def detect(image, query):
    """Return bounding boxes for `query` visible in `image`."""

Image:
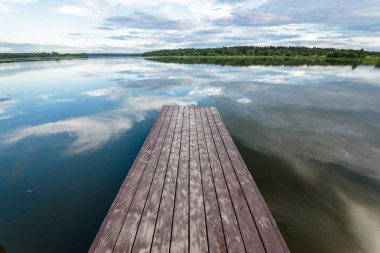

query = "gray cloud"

[216,0,380,29]
[3,0,380,52]
[0,96,11,103]
[94,25,115,30]
[191,28,224,35]
[213,10,291,27]
[108,34,136,40]
[97,0,379,51]
[104,12,190,30]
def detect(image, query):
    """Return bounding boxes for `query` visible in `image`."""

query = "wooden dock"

[90,105,289,253]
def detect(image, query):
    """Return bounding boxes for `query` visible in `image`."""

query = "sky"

[0,0,379,53]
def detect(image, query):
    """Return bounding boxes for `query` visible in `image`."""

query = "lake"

[1,58,380,253]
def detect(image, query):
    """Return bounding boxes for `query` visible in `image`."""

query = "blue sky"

[0,0,379,53]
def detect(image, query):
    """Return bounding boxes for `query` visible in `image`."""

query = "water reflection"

[2,114,133,156]
[0,95,15,121]
[145,56,380,69]
[1,89,195,156]
[0,58,379,253]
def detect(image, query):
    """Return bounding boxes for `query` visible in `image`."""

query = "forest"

[143,46,379,58]
[0,52,88,58]
[0,52,88,63]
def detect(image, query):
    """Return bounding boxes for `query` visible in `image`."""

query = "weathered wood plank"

[113,106,175,253]
[210,107,290,253]
[131,106,179,252]
[91,105,289,253]
[189,106,208,252]
[195,107,227,253]
[151,106,184,253]
[89,105,170,253]
[171,106,190,253]
[200,107,246,253]
[205,108,265,253]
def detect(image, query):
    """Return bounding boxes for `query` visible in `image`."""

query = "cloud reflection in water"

[1,58,380,253]
[1,83,196,156]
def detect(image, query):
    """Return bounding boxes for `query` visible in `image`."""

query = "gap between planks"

[90,105,289,253]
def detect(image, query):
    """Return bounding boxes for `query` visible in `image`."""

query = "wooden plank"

[89,105,170,253]
[131,106,179,252]
[171,106,190,252]
[151,106,184,253]
[210,107,290,253]
[91,105,290,253]
[113,106,176,253]
[195,107,227,253]
[189,106,208,252]
[199,107,246,253]
[205,108,265,253]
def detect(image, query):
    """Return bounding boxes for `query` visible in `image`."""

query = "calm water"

[1,58,380,253]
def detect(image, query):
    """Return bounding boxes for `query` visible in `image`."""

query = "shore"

[1,54,380,67]
[0,53,88,64]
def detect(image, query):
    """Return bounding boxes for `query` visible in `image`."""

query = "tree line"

[0,52,88,58]
[143,46,379,58]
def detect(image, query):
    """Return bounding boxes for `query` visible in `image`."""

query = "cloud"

[0,96,16,120]
[213,70,380,180]
[83,86,196,117]
[188,87,223,96]
[0,41,126,53]
[192,28,224,35]
[2,0,380,52]
[0,82,195,156]
[65,32,99,39]
[214,10,291,27]
[1,0,38,2]
[54,5,94,17]
[104,12,191,30]
[94,25,115,30]
[39,94,75,103]
[2,114,133,156]
[221,0,380,29]
[108,34,136,40]
[0,0,37,12]
[0,4,13,12]
[0,41,71,53]
[237,98,251,103]
[0,97,11,103]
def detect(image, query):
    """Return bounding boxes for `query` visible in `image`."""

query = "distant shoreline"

[0,53,146,64]
[1,55,379,68]
[143,46,380,58]
[142,46,380,67]
[1,46,380,67]
[0,52,88,64]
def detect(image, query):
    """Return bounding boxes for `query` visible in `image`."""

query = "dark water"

[1,58,380,253]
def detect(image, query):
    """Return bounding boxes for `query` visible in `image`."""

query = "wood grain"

[205,108,265,253]
[89,106,169,253]
[151,106,184,253]
[195,107,227,253]
[131,106,179,253]
[200,107,245,253]
[113,106,175,253]
[171,106,190,253]
[189,106,208,252]
[90,105,289,253]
